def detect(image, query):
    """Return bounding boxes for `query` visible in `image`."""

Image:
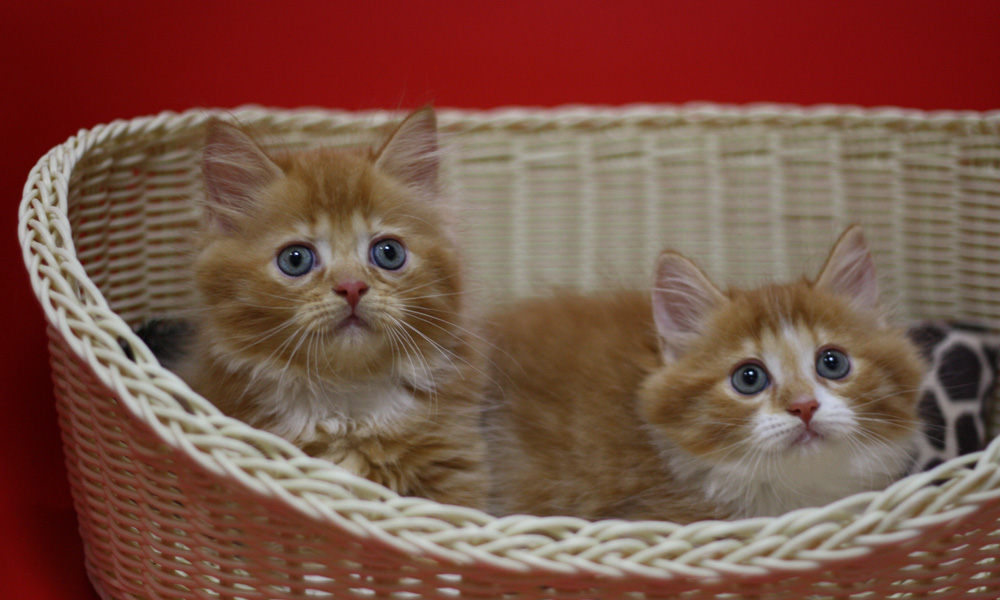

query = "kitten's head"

[193,107,463,386]
[640,227,924,512]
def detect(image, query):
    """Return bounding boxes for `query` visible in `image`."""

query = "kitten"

[485,226,924,521]
[174,108,487,508]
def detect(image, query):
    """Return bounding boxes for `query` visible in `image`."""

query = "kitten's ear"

[373,106,439,194]
[815,225,880,311]
[652,250,727,360]
[202,119,282,232]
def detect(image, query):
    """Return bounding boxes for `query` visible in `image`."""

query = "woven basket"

[19,104,1000,599]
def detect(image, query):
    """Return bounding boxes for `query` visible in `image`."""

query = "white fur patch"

[691,433,913,517]
[251,377,421,441]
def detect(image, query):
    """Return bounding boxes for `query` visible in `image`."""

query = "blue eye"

[816,348,851,380]
[731,362,769,396]
[370,238,406,270]
[276,245,315,277]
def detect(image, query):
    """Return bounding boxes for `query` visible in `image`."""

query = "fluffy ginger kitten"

[485,226,923,521]
[176,108,487,508]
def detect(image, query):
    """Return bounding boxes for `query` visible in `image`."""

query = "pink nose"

[787,398,819,426]
[335,280,369,309]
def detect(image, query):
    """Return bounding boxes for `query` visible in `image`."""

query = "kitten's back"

[484,290,718,521]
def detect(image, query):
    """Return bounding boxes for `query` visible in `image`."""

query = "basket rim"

[18,103,1000,582]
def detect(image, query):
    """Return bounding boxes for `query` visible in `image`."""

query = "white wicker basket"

[19,104,1000,599]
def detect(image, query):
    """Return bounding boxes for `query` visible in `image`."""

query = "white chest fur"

[250,377,421,442]
[680,433,915,517]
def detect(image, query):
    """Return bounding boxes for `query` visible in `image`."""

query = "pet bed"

[19,104,1000,598]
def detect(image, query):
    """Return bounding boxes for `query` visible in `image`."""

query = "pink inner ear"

[373,107,439,193]
[651,252,725,354]
[816,227,879,311]
[202,121,281,231]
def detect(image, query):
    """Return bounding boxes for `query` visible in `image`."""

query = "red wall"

[3,2,998,597]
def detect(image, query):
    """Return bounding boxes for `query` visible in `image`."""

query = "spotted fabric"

[907,321,999,474]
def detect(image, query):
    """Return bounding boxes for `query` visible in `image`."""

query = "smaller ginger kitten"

[175,108,487,508]
[485,226,924,521]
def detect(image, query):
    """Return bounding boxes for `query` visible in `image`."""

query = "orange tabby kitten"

[485,227,923,521]
[176,108,486,508]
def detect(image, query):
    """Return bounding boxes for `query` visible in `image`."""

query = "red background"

[3,2,999,597]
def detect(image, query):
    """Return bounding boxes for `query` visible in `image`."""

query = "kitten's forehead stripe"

[314,215,333,241]
[743,320,832,416]
[352,212,368,238]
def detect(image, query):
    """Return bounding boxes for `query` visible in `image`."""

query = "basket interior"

[65,109,1000,334]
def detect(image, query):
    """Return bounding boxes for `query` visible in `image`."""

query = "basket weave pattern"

[19,105,1000,598]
